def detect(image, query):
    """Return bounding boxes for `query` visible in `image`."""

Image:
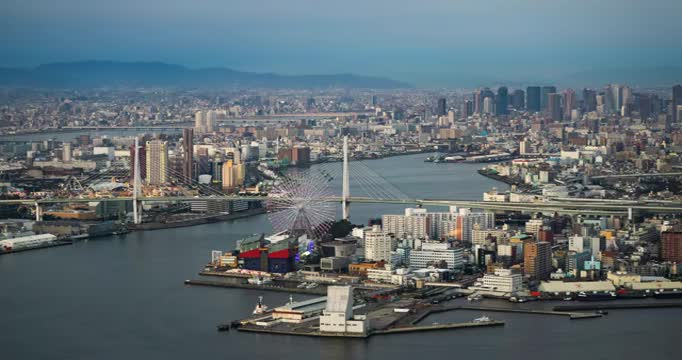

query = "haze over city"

[2,1,682,359]
[2,0,682,87]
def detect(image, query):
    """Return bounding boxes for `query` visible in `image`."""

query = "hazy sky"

[2,0,681,86]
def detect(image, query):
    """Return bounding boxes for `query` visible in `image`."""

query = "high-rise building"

[382,208,430,240]
[436,98,447,116]
[221,160,237,190]
[562,89,576,119]
[610,84,624,113]
[541,86,557,110]
[637,94,652,121]
[455,208,495,243]
[547,93,562,121]
[673,85,682,123]
[524,241,551,280]
[145,140,168,185]
[364,225,395,262]
[526,86,541,112]
[483,97,495,114]
[474,90,482,114]
[62,142,72,162]
[205,110,216,133]
[194,111,205,133]
[461,100,473,119]
[427,212,456,240]
[582,88,597,112]
[511,89,525,110]
[496,86,509,115]
[182,128,194,180]
[661,231,682,263]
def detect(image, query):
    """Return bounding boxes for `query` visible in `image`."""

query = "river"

[0,154,677,359]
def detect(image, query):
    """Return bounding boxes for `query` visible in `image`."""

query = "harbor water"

[1,154,678,359]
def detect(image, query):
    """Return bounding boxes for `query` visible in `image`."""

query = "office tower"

[196,147,210,175]
[481,88,495,100]
[129,142,146,182]
[462,99,473,119]
[145,140,168,185]
[205,110,216,133]
[582,88,597,112]
[221,160,237,190]
[371,95,377,106]
[622,86,632,107]
[182,128,194,180]
[541,86,556,110]
[673,85,682,123]
[524,241,551,280]
[661,232,682,263]
[194,111,205,133]
[562,89,576,120]
[436,98,447,116]
[547,93,562,121]
[475,88,495,114]
[364,225,395,262]
[473,90,482,114]
[483,97,495,114]
[511,89,525,110]
[62,142,71,162]
[610,84,624,113]
[638,94,652,121]
[211,155,223,183]
[526,86,541,112]
[496,86,509,115]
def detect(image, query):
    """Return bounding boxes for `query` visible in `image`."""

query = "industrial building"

[319,286,368,335]
[538,280,615,295]
[272,297,327,323]
[0,233,57,252]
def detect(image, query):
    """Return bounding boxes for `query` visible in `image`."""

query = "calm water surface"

[1,154,677,359]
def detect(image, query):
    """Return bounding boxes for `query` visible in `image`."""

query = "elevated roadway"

[3,196,682,217]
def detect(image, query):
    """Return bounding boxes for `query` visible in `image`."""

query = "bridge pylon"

[342,135,350,221]
[132,137,143,224]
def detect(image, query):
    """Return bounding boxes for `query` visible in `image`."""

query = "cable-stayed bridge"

[2,137,682,222]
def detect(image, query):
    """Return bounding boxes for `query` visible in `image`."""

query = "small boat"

[596,310,609,315]
[216,324,230,332]
[253,296,268,315]
[473,316,491,323]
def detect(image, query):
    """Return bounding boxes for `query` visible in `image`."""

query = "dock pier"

[184,279,327,295]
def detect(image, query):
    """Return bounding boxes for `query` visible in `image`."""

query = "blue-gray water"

[1,154,677,359]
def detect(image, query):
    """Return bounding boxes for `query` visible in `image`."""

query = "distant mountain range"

[0,61,412,89]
